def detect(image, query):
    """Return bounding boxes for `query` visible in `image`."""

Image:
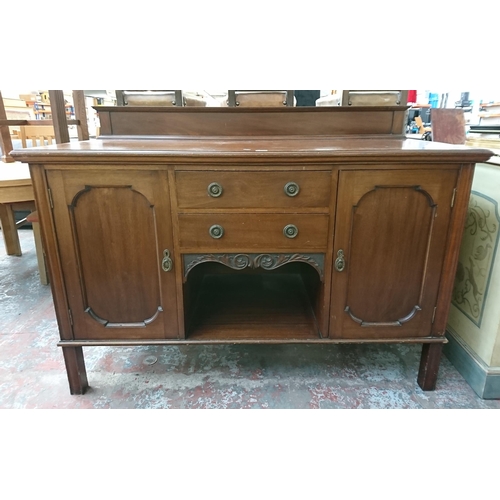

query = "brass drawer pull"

[335,249,345,272]
[209,224,224,239]
[161,249,173,272]
[283,224,298,239]
[208,182,223,198]
[284,182,300,197]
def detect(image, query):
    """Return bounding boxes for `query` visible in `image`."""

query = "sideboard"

[11,106,493,395]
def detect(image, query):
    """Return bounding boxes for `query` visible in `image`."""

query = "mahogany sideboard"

[11,106,493,395]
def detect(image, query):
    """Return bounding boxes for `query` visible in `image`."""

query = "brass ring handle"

[284,182,300,197]
[209,224,224,239]
[162,249,173,272]
[335,249,345,272]
[283,224,298,239]
[208,182,223,198]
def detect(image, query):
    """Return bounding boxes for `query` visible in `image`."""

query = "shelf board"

[480,102,500,108]
[187,272,321,341]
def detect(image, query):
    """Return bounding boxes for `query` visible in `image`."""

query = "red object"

[407,90,417,103]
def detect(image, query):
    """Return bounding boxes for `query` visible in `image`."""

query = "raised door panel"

[47,169,178,340]
[330,168,458,339]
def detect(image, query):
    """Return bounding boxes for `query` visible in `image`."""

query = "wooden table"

[0,162,35,256]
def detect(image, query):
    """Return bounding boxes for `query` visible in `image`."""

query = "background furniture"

[115,90,209,107]
[341,90,409,106]
[0,163,47,284]
[12,105,491,394]
[20,125,55,147]
[115,90,184,106]
[430,109,466,144]
[226,90,294,107]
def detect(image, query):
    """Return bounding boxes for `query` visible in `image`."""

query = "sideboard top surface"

[10,106,493,164]
[11,136,493,164]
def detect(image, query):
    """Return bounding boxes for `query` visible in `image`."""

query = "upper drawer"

[175,171,332,210]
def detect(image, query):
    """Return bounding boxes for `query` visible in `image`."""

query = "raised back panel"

[95,106,408,137]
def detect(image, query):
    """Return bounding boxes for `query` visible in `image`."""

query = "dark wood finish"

[48,90,70,144]
[330,169,457,339]
[46,169,179,340]
[178,213,329,252]
[176,171,331,210]
[58,338,447,347]
[0,91,14,163]
[187,273,319,340]
[431,164,476,337]
[10,106,493,394]
[62,346,88,394]
[95,106,409,137]
[430,108,466,145]
[417,343,444,391]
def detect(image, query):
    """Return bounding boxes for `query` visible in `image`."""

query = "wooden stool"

[26,210,49,285]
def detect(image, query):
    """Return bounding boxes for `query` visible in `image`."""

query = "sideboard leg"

[62,346,89,395]
[417,343,443,391]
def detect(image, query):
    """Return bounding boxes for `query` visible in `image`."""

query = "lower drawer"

[178,213,329,252]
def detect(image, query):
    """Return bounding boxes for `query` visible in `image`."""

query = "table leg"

[0,203,22,255]
[62,346,89,395]
[417,343,443,391]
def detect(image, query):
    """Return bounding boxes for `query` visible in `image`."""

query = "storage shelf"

[187,272,321,341]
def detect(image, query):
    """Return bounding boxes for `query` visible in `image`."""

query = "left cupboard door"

[47,169,179,340]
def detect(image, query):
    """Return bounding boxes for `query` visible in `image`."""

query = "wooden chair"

[115,90,184,106]
[26,210,48,285]
[430,109,466,145]
[414,115,432,135]
[226,90,295,107]
[341,90,408,106]
[19,125,55,147]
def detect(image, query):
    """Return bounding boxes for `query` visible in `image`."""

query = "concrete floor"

[1,229,500,409]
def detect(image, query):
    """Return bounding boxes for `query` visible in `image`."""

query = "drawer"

[175,171,332,209]
[178,214,329,251]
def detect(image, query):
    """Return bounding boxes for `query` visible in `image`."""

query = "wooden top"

[0,162,31,183]
[9,107,493,165]
[10,136,493,164]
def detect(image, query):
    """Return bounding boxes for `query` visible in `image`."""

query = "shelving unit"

[31,101,75,120]
[478,102,500,125]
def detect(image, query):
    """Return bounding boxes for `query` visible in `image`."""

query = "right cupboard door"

[330,168,458,339]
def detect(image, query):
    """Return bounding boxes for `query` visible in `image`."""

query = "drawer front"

[176,171,332,209]
[178,214,329,251]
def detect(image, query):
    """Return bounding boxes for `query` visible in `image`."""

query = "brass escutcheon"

[162,249,173,272]
[335,249,345,272]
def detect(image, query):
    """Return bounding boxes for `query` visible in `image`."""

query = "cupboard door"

[330,168,458,339]
[47,169,178,340]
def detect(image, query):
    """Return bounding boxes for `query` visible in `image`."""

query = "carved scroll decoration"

[183,253,324,281]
